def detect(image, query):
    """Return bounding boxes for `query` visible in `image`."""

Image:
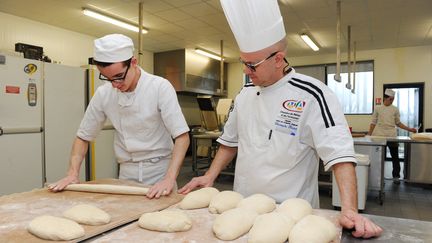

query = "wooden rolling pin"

[64,184,149,195]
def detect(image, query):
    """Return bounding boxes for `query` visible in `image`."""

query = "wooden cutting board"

[91,206,342,243]
[0,178,183,243]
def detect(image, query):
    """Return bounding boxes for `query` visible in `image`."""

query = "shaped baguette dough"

[179,187,219,209]
[64,184,149,195]
[248,212,295,243]
[28,215,85,241]
[138,209,192,232]
[63,204,111,225]
[289,215,338,243]
[209,190,244,214]
[236,193,276,214]
[411,132,432,141]
[276,198,312,222]
[213,207,258,241]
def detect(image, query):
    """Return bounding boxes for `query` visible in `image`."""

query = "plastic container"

[332,153,370,210]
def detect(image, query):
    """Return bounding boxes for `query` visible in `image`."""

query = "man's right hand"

[178,175,215,194]
[47,175,79,192]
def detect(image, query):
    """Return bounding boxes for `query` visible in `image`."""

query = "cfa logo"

[282,100,305,112]
[24,64,38,75]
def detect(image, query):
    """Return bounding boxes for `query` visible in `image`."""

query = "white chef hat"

[384,89,395,97]
[220,0,286,53]
[93,34,134,62]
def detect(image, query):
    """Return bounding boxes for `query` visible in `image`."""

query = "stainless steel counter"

[342,214,432,242]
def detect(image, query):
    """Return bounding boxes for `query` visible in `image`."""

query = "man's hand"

[146,177,176,199]
[340,209,383,238]
[178,175,214,194]
[48,175,79,192]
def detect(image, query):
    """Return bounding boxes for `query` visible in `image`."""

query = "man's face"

[383,96,394,106]
[98,59,136,92]
[239,51,278,87]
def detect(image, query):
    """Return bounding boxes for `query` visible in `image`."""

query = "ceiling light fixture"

[300,33,319,51]
[195,48,223,61]
[82,8,148,34]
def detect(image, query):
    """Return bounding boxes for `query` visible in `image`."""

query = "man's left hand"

[146,178,175,199]
[340,209,383,238]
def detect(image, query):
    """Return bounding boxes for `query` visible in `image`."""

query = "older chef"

[49,34,190,198]
[367,89,417,184]
[179,0,382,238]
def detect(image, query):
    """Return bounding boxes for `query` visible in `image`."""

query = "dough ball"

[236,194,276,214]
[248,212,295,243]
[289,215,338,243]
[276,198,312,222]
[138,209,192,232]
[28,215,85,241]
[179,187,219,209]
[213,207,258,241]
[63,204,111,225]
[209,190,244,214]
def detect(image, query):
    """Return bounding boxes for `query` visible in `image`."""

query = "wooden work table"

[0,179,183,243]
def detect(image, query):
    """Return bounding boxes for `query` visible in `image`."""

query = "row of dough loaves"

[27,204,110,241]
[138,187,338,243]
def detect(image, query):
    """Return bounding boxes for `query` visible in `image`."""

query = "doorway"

[383,82,424,179]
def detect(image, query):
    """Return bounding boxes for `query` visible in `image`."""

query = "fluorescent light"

[300,33,319,51]
[195,48,223,61]
[83,8,148,34]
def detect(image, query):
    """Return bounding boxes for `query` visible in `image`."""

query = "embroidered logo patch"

[275,99,306,136]
[282,100,305,112]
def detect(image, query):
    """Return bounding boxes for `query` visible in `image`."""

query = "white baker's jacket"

[77,67,189,162]
[217,69,356,208]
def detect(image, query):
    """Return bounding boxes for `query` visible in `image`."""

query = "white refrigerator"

[0,55,44,195]
[86,66,117,180]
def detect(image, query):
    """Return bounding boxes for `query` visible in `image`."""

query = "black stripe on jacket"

[288,78,335,128]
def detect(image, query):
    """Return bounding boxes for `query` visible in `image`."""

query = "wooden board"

[91,205,342,243]
[0,179,183,243]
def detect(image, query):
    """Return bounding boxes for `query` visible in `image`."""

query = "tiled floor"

[177,158,432,222]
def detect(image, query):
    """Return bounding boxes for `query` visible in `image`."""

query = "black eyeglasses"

[99,61,131,83]
[239,51,279,72]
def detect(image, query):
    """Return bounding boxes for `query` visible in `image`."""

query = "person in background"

[48,34,190,198]
[179,0,382,239]
[367,88,417,185]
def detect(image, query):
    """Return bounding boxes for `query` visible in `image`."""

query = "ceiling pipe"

[138,2,143,65]
[334,0,341,82]
[220,40,224,95]
[352,41,356,94]
[346,25,352,90]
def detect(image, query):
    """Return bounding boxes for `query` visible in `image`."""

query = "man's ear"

[275,52,286,68]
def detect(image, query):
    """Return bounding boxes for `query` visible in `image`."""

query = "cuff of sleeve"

[324,156,357,171]
[216,137,238,147]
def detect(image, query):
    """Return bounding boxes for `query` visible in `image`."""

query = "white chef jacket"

[217,68,356,208]
[371,105,400,137]
[77,67,189,163]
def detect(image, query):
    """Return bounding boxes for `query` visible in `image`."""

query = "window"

[294,61,374,114]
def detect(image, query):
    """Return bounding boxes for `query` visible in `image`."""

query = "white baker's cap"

[93,34,134,62]
[384,89,395,97]
[220,0,286,53]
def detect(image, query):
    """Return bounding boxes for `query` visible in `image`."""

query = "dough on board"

[27,215,85,241]
[411,132,432,141]
[289,214,338,243]
[248,212,295,243]
[63,204,111,225]
[208,190,244,214]
[213,207,258,241]
[64,184,149,195]
[276,198,312,222]
[236,193,276,214]
[179,187,220,209]
[138,209,192,232]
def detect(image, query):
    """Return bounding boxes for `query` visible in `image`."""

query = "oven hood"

[154,49,227,96]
